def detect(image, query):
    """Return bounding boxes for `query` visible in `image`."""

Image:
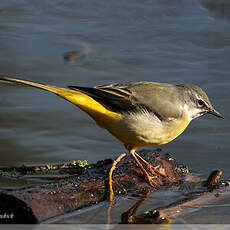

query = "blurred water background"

[0,0,230,224]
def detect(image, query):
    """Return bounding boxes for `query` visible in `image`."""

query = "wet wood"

[0,149,189,224]
[204,170,222,188]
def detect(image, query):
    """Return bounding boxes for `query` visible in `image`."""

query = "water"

[0,0,230,224]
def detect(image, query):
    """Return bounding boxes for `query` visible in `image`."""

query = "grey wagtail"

[0,76,224,186]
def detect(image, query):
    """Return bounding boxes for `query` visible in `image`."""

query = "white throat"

[184,104,203,122]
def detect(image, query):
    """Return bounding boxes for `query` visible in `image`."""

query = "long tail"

[0,76,66,94]
[0,75,120,126]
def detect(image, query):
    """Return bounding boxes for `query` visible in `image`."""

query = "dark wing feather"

[68,84,163,120]
[68,85,135,112]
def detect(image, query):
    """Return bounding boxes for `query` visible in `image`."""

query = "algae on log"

[0,149,189,224]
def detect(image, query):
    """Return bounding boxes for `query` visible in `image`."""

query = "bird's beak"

[208,109,224,119]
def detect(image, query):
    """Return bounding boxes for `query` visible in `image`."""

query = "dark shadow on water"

[201,0,230,21]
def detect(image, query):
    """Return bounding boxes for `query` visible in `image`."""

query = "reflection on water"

[202,0,230,21]
[0,0,230,224]
[51,186,230,224]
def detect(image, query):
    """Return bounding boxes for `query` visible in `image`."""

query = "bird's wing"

[68,84,138,115]
[68,81,183,121]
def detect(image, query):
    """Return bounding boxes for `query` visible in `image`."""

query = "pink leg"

[134,152,166,178]
[129,149,157,186]
[124,144,166,186]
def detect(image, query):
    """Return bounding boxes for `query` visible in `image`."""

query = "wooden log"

[0,149,189,224]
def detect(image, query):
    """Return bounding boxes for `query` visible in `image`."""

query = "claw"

[134,152,167,178]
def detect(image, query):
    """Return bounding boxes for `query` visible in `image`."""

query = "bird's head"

[178,83,224,121]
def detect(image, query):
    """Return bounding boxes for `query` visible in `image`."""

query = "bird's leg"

[134,152,166,178]
[125,145,157,186]
[108,153,126,204]
[125,144,166,186]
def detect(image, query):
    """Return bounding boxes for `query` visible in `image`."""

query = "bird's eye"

[198,99,205,106]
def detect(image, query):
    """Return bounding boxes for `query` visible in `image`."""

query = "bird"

[0,76,224,186]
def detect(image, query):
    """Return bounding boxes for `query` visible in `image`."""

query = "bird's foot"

[134,152,167,178]
[145,174,158,187]
[125,144,167,186]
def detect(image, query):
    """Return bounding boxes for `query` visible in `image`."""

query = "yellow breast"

[156,113,190,145]
[101,110,190,149]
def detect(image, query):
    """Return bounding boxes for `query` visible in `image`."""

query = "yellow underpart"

[130,113,190,150]
[157,113,190,145]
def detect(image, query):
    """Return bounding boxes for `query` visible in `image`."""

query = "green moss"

[72,160,89,168]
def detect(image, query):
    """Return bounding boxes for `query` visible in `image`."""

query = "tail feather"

[0,75,121,126]
[0,76,61,94]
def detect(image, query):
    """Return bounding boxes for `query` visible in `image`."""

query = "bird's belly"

[104,112,190,148]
